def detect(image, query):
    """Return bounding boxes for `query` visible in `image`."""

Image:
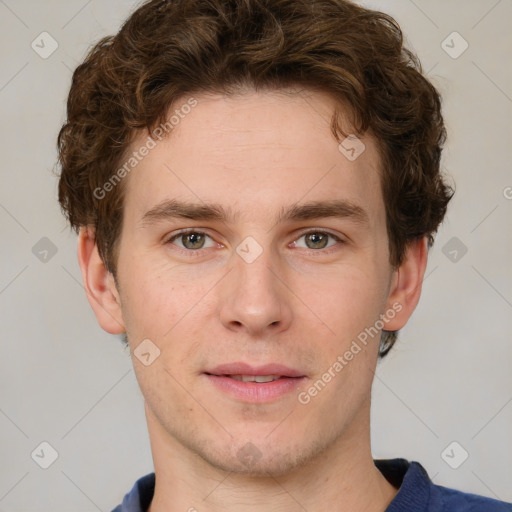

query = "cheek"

[118,263,180,339]
[304,260,390,341]
[118,260,219,364]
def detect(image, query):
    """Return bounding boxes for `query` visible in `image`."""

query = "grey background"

[0,0,511,510]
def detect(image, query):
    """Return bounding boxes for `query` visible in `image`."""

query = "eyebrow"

[140,198,370,228]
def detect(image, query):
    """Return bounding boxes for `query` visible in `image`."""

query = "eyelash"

[164,229,345,255]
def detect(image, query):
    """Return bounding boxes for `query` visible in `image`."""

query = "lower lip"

[204,374,306,403]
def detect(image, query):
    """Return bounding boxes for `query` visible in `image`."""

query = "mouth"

[205,373,302,383]
[204,362,306,379]
[203,363,307,402]
[216,374,287,383]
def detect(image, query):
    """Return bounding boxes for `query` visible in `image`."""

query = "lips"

[203,363,307,402]
[204,362,305,379]
[229,375,281,382]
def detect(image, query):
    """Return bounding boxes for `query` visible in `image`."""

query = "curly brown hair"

[57,0,454,357]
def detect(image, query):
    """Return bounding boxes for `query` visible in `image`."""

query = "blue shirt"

[111,458,511,511]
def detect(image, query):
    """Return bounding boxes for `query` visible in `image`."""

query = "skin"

[78,88,428,511]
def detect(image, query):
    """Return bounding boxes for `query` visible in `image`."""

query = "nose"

[218,243,293,337]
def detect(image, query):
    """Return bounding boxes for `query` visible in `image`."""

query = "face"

[109,89,402,476]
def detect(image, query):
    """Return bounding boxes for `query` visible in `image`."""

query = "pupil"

[308,233,327,249]
[184,233,203,249]
[181,233,328,250]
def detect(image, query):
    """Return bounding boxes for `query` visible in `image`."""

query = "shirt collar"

[114,458,431,512]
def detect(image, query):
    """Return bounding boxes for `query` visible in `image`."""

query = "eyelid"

[290,228,345,253]
[294,227,345,241]
[165,228,218,247]
[165,227,346,252]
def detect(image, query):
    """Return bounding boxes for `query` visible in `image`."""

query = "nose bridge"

[234,236,282,306]
[219,235,291,333]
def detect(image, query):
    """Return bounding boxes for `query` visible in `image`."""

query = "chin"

[195,435,326,478]
[207,450,304,477]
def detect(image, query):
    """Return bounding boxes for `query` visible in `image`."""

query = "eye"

[165,229,344,253]
[291,230,343,251]
[166,230,216,250]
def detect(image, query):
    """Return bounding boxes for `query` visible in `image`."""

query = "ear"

[383,236,428,331]
[77,227,126,334]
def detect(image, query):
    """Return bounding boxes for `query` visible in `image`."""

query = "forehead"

[121,89,384,228]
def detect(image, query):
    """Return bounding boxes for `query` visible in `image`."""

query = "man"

[56,0,511,510]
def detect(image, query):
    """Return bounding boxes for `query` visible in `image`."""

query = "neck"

[146,399,398,512]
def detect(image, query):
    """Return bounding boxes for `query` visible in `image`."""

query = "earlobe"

[77,227,126,334]
[383,237,429,331]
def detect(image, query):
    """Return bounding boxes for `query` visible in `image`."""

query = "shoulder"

[376,459,511,512]
[429,480,512,512]
[110,472,155,512]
